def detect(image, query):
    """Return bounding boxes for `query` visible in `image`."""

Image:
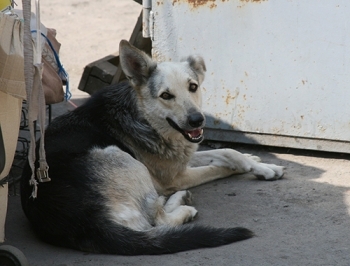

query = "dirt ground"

[4,0,350,265]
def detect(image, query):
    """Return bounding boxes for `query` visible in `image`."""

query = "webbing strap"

[22,0,50,199]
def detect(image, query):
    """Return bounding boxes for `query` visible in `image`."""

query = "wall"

[152,0,350,152]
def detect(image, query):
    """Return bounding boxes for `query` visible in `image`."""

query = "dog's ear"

[119,40,157,87]
[183,55,206,84]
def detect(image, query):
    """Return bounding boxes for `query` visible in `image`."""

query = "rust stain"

[225,89,239,105]
[240,0,267,2]
[238,0,267,7]
[210,2,217,8]
[173,0,217,9]
[237,105,245,121]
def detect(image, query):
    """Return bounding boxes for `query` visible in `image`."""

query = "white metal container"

[147,0,350,153]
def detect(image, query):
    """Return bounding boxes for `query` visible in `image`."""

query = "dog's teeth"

[187,129,203,141]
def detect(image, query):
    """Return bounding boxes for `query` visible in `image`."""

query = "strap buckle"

[36,168,51,183]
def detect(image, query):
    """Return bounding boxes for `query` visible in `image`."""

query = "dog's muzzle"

[166,113,205,143]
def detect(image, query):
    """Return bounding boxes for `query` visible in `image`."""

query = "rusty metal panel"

[151,0,350,152]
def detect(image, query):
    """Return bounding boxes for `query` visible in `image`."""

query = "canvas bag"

[41,28,65,104]
[0,12,66,104]
[0,12,26,100]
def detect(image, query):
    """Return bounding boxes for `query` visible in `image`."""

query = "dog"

[21,40,284,255]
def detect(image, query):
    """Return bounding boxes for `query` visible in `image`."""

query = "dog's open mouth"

[166,118,204,143]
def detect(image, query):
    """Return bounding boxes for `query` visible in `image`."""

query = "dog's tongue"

[186,128,203,138]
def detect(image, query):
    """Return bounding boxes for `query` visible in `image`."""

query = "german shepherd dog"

[21,40,284,255]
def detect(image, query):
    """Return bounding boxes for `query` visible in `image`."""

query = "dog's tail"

[69,223,253,255]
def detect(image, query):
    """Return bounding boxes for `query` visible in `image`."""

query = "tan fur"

[21,41,282,254]
[119,41,284,197]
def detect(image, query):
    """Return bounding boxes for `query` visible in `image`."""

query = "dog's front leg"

[189,149,284,180]
[169,165,236,191]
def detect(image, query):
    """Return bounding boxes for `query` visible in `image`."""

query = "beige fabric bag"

[41,28,65,104]
[0,13,65,104]
[0,13,26,100]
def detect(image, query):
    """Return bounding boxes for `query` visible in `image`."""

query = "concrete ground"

[3,0,350,265]
[5,138,350,266]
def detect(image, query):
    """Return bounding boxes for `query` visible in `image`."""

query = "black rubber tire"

[0,245,29,266]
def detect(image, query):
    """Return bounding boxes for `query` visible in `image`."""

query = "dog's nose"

[188,112,205,128]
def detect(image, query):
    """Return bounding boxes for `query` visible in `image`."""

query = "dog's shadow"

[189,116,350,262]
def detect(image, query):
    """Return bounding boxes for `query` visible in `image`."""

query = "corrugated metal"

[151,0,350,152]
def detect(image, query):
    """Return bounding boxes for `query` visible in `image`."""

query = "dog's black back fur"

[21,81,253,255]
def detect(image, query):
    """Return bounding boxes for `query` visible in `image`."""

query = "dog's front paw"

[253,163,284,181]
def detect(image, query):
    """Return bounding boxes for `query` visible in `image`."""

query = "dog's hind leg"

[163,191,193,213]
[91,146,197,230]
[154,192,197,226]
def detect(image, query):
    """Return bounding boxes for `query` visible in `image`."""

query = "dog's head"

[119,40,206,144]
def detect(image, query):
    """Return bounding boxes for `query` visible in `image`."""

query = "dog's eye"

[189,83,198,93]
[160,92,174,100]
